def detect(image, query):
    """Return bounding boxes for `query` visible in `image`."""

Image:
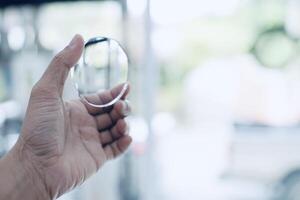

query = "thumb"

[35,34,84,96]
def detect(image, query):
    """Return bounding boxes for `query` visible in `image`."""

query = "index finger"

[81,83,130,115]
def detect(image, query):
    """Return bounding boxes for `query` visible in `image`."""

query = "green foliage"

[157,0,290,112]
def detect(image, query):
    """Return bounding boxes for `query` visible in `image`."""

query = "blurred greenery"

[252,27,299,69]
[157,0,291,113]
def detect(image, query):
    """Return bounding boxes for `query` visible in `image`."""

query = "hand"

[0,35,132,200]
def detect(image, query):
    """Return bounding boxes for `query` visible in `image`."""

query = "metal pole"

[142,0,160,199]
[119,1,139,200]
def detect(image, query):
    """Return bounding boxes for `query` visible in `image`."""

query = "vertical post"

[143,0,156,124]
[119,0,160,199]
[119,1,139,200]
[141,0,160,199]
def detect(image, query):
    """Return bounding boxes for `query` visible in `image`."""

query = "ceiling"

[0,0,115,8]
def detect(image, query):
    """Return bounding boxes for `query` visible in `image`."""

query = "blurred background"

[1,0,300,199]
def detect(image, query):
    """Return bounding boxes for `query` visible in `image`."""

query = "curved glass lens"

[72,37,129,108]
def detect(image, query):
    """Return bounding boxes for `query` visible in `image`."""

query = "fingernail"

[122,100,131,116]
[124,129,129,135]
[125,125,130,135]
[68,34,80,49]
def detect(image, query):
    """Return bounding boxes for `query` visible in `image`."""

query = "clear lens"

[72,37,129,107]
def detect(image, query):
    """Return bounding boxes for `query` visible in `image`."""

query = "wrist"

[0,140,50,200]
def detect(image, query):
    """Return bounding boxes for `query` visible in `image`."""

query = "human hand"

[0,35,132,200]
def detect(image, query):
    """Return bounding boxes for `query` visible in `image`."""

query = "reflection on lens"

[72,37,129,108]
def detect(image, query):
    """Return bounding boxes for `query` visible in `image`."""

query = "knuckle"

[53,53,64,64]
[31,83,57,98]
[31,83,40,93]
[31,83,44,95]
[53,52,70,68]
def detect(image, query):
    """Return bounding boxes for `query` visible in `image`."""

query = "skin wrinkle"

[24,135,60,167]
[110,104,125,124]
[2,163,41,200]
[103,145,113,160]
[96,102,127,132]
[50,53,72,95]
[99,130,113,145]
[46,166,65,198]
[103,136,122,159]
[58,98,67,155]
[63,103,72,154]
[109,120,124,140]
[106,129,116,145]
[65,106,79,189]
[96,114,114,131]
[71,103,95,128]
[115,120,127,138]
[17,139,51,199]
[31,84,60,99]
[99,120,125,146]
[80,128,101,170]
[110,142,119,158]
[25,129,58,157]
[98,116,127,146]
[24,113,61,159]
[68,103,100,171]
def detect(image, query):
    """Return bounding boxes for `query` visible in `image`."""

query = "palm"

[20,85,131,198]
